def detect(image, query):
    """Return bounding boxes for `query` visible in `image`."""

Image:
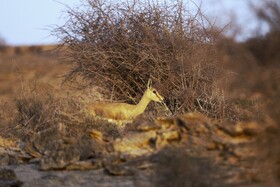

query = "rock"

[40,134,108,170]
[0,137,17,148]
[25,123,67,158]
[113,131,157,156]
[0,168,23,187]
[40,146,80,170]
[0,147,31,166]
[0,112,265,186]
[75,134,107,160]
[136,121,161,131]
[89,129,107,142]
[0,168,17,180]
[65,159,103,170]
[237,122,262,136]
[105,164,135,176]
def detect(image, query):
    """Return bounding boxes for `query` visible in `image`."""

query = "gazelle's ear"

[147,79,152,89]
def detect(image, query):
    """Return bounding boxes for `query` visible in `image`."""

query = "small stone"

[0,168,23,187]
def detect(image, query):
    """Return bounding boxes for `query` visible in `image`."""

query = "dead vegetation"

[55,0,234,120]
[1,83,124,142]
[0,0,280,186]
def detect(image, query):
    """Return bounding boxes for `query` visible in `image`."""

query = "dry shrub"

[56,0,230,120]
[0,99,17,130]
[0,83,86,140]
[216,40,264,122]
[0,81,124,141]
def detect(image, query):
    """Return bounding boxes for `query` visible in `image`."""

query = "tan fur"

[86,80,164,125]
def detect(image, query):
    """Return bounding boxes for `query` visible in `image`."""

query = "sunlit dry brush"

[55,0,231,120]
[0,82,90,141]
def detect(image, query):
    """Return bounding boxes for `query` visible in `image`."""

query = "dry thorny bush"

[0,84,76,140]
[55,0,237,120]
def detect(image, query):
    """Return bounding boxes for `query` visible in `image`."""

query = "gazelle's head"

[145,79,164,102]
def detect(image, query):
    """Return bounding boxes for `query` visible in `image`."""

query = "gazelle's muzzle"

[155,92,164,102]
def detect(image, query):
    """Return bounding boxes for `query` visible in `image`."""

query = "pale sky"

[0,0,79,45]
[0,0,265,45]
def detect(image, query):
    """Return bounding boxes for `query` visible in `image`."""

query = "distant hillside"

[0,45,70,99]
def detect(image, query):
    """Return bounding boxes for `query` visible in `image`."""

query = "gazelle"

[86,79,165,125]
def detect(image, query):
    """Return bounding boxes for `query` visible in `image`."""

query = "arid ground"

[1,1,280,187]
[0,41,278,187]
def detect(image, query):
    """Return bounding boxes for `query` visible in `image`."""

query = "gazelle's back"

[88,102,136,121]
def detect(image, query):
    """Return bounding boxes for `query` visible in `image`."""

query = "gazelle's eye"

[153,90,157,94]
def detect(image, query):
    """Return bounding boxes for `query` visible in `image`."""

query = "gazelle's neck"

[132,91,151,117]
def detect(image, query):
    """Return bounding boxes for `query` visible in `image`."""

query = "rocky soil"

[0,112,269,187]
